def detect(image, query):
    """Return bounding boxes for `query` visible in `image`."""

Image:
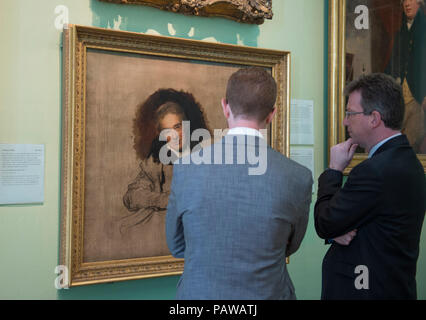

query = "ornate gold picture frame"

[98,0,273,24]
[60,25,289,287]
[328,0,426,174]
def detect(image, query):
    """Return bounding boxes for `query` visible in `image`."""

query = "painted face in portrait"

[159,112,185,152]
[403,0,421,19]
[156,101,188,153]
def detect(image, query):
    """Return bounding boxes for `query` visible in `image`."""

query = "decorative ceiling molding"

[98,0,273,25]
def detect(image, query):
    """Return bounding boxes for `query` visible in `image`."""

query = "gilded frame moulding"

[97,0,273,24]
[328,0,426,174]
[60,24,290,287]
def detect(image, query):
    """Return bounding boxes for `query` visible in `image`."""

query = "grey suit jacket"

[166,134,313,299]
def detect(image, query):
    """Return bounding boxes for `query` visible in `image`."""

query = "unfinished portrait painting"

[60,25,289,285]
[83,49,240,262]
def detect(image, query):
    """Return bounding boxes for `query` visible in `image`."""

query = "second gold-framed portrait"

[328,0,426,174]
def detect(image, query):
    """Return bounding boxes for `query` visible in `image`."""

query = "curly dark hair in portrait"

[133,88,211,162]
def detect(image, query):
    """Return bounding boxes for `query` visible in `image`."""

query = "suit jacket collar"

[402,8,425,30]
[371,134,410,158]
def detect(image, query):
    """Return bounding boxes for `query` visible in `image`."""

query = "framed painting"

[328,0,426,174]
[97,0,273,24]
[60,24,290,286]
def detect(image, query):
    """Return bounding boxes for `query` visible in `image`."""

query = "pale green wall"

[0,0,424,300]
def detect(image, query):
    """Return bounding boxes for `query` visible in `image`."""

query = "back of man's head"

[344,73,405,130]
[226,67,277,122]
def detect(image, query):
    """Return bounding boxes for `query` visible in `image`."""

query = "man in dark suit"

[315,73,426,299]
[166,67,313,299]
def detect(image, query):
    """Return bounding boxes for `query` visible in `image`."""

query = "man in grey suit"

[166,67,313,299]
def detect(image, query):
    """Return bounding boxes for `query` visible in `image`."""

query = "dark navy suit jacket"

[315,135,426,299]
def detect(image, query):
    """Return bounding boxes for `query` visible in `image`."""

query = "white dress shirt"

[227,127,265,139]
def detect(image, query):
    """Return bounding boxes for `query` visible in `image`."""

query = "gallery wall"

[0,0,425,299]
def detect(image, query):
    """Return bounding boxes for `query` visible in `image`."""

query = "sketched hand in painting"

[120,88,210,234]
[122,156,172,232]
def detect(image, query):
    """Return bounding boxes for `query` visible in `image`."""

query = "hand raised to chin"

[329,138,358,172]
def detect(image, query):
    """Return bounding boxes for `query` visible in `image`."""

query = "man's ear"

[370,110,382,128]
[265,108,277,125]
[222,98,230,119]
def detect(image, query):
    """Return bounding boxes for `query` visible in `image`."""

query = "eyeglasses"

[345,111,368,118]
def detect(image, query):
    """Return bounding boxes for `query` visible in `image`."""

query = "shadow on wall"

[90,0,260,46]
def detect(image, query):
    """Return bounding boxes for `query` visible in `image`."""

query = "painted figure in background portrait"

[385,0,426,152]
[121,89,210,233]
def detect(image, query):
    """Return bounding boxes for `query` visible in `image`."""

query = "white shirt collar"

[407,18,414,30]
[368,133,401,158]
[226,127,265,139]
